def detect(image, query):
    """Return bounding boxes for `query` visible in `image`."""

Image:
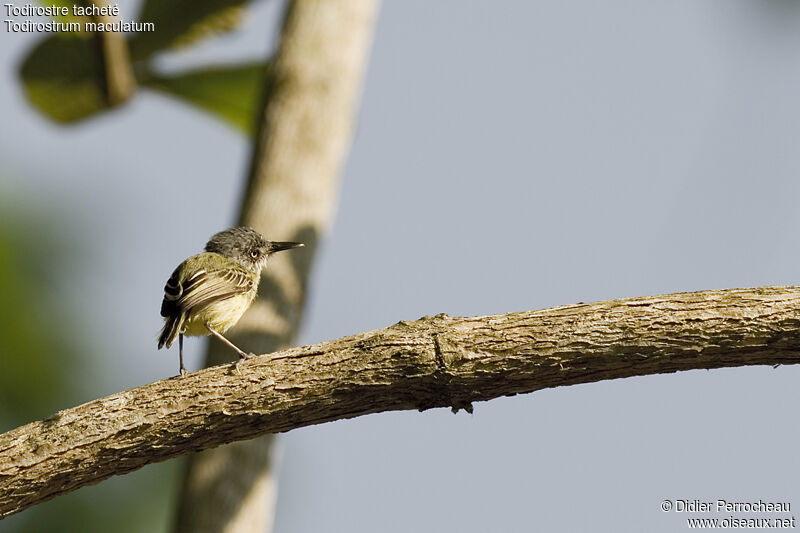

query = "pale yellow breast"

[182,292,255,337]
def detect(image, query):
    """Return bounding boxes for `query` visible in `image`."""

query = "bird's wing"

[161,261,254,317]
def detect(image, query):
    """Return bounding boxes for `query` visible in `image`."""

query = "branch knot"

[431,330,473,415]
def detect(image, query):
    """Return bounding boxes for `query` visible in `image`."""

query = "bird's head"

[205,226,304,271]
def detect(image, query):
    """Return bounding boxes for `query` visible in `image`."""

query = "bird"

[158,226,303,376]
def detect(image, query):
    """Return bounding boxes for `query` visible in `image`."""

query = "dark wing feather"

[158,313,183,349]
[168,265,254,315]
[160,266,183,317]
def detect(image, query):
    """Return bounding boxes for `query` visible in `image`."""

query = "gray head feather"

[205,226,303,272]
[205,226,269,271]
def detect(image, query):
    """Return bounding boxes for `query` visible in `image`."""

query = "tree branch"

[3,286,800,518]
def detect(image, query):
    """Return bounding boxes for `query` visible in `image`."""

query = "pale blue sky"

[2,1,800,531]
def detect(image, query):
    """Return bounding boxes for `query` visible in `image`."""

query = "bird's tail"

[158,314,184,349]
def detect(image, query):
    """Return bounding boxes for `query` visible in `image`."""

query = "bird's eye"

[250,250,260,259]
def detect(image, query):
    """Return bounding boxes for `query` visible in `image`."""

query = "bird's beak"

[268,241,304,253]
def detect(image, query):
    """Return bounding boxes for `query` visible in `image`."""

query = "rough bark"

[3,286,800,519]
[173,1,379,532]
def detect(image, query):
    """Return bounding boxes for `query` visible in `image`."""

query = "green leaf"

[142,62,269,134]
[129,0,260,60]
[36,0,91,26]
[20,0,270,124]
[18,35,110,123]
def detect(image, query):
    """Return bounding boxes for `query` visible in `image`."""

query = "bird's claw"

[232,353,256,375]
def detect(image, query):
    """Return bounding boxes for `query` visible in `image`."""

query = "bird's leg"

[179,333,186,377]
[205,323,255,373]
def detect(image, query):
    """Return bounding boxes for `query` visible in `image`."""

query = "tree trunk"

[172,1,380,532]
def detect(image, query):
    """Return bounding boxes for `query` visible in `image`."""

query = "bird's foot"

[232,352,256,375]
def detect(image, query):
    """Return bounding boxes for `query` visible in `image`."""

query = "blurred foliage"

[40,0,94,26]
[130,0,251,60]
[18,35,108,123]
[0,194,177,533]
[19,0,270,133]
[144,62,268,133]
[0,201,82,429]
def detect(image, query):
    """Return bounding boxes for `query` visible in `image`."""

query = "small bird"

[158,226,303,376]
